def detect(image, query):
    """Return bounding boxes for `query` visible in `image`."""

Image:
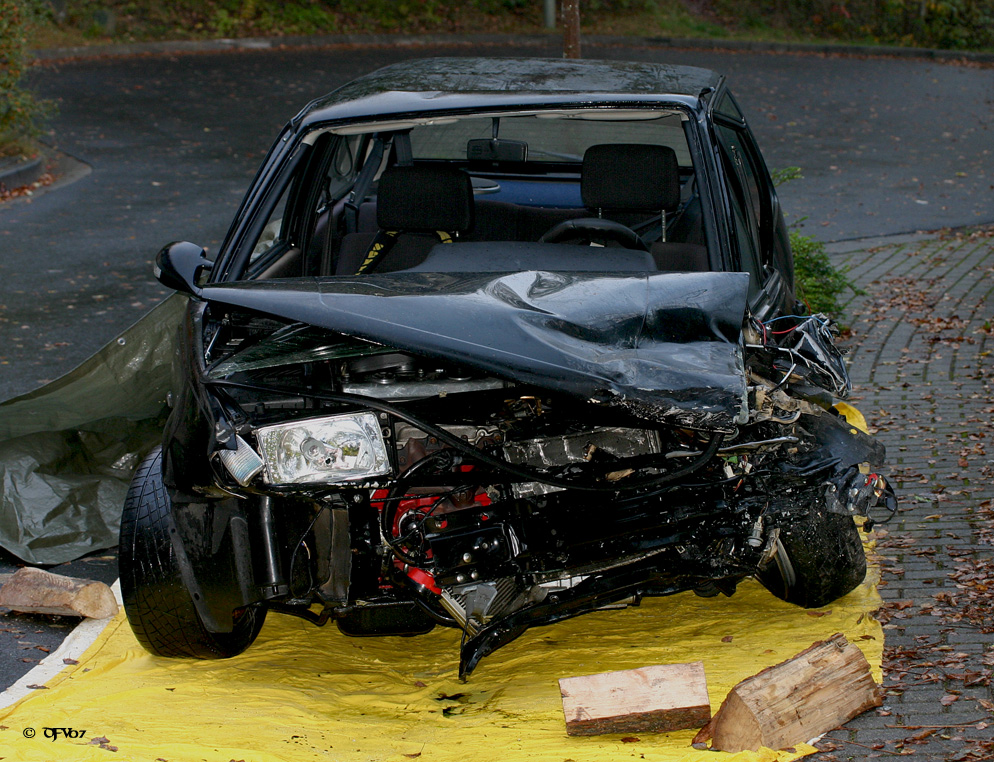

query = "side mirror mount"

[154,241,213,295]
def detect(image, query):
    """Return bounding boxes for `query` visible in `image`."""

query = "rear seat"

[469,199,587,243]
[331,154,708,273]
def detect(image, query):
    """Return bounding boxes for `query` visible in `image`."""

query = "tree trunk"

[562,0,581,59]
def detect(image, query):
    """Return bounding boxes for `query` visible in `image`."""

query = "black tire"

[757,505,866,609]
[119,446,266,658]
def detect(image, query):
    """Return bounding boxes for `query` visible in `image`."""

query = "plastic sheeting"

[0,296,185,564]
[0,571,882,762]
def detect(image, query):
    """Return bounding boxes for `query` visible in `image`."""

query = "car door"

[710,89,794,319]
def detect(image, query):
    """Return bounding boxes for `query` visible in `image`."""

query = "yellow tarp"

[0,567,881,762]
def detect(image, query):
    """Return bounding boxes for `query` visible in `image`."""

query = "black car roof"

[294,58,723,128]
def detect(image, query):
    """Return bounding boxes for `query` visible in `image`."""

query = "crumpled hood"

[201,270,751,431]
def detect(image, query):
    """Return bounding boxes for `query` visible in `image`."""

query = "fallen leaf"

[620,737,640,743]
[940,694,959,706]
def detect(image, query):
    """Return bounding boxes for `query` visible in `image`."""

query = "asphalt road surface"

[0,37,991,691]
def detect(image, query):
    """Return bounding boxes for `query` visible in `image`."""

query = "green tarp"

[0,295,186,565]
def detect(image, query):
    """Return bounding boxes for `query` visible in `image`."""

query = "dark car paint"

[206,269,747,416]
[135,58,879,677]
[159,60,793,624]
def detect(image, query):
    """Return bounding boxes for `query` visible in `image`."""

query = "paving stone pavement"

[807,229,994,761]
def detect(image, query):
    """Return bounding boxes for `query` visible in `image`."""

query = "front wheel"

[757,504,866,609]
[119,447,266,658]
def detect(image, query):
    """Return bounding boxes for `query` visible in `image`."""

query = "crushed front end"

[152,271,894,678]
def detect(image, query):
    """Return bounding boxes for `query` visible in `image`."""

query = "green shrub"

[711,0,994,49]
[790,230,857,316]
[772,167,857,317]
[0,0,54,155]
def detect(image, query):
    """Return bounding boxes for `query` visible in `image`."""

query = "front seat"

[581,143,709,272]
[336,165,475,275]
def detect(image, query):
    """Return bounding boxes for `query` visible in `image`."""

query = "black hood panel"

[201,271,750,430]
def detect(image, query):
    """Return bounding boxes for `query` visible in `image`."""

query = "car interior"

[245,111,712,282]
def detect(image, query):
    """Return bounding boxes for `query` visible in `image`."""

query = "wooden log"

[0,567,118,619]
[559,661,710,736]
[694,633,881,752]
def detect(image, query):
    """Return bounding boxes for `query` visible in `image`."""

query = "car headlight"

[255,412,391,485]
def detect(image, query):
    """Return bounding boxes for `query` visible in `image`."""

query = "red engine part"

[402,565,441,595]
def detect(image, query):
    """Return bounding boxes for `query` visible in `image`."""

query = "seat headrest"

[377,166,474,232]
[581,144,680,212]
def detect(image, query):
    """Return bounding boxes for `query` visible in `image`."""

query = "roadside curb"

[825,231,942,255]
[0,148,91,207]
[0,157,43,190]
[29,31,994,65]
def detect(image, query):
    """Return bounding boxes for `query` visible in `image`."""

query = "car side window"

[325,135,362,202]
[715,91,744,122]
[249,184,291,263]
[714,123,763,293]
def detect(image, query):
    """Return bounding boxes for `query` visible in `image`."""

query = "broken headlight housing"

[255,412,391,485]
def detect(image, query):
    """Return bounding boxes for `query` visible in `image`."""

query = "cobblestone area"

[810,229,994,761]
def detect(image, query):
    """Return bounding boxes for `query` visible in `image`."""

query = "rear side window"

[715,91,744,123]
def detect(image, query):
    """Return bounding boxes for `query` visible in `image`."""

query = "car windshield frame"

[215,101,712,283]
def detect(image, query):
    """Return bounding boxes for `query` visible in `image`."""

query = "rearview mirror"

[154,241,212,295]
[467,138,528,163]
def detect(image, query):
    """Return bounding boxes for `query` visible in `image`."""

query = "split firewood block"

[559,661,711,736]
[694,633,881,753]
[0,567,119,619]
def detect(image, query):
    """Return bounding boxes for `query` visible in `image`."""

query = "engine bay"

[179,303,895,676]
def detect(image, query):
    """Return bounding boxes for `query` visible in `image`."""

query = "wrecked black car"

[120,58,895,678]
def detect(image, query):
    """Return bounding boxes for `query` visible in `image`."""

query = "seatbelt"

[356,230,399,274]
[345,138,387,235]
[356,230,454,274]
